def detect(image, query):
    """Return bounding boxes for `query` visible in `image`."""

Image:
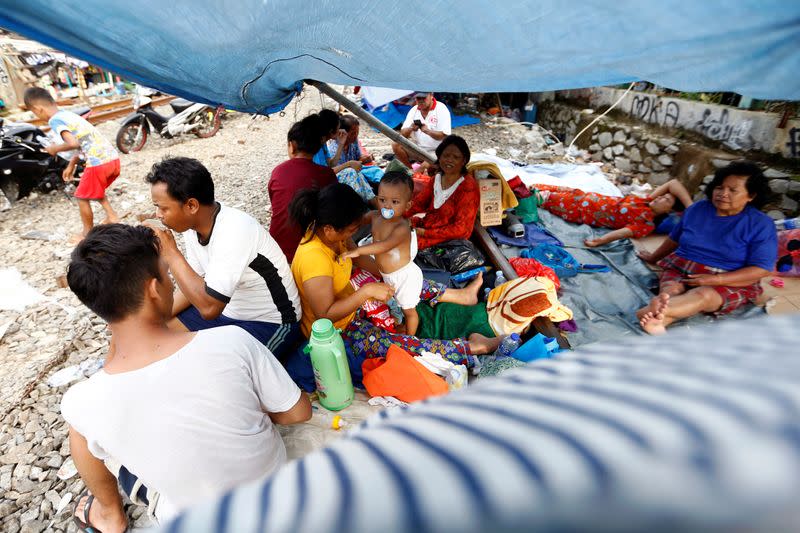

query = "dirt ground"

[0,87,544,531]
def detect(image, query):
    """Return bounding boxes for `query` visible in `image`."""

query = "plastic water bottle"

[494,272,507,287]
[308,407,349,430]
[303,319,354,411]
[451,266,490,283]
[775,217,800,230]
[492,333,521,358]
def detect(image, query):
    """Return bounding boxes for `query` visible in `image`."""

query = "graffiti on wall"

[629,94,680,128]
[694,109,753,150]
[786,127,800,158]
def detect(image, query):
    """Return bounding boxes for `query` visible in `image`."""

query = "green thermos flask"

[303,319,354,411]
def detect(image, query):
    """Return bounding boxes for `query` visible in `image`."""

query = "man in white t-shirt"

[144,157,302,359]
[392,92,452,167]
[61,224,310,531]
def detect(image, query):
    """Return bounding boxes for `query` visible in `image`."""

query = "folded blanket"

[488,223,563,248]
[416,301,495,340]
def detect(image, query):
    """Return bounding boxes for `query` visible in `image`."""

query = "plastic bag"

[509,257,560,289]
[415,239,486,274]
[350,268,397,332]
[520,244,609,279]
[362,345,448,403]
[415,351,468,391]
[775,229,800,277]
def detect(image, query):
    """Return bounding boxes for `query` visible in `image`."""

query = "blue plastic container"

[511,333,560,362]
[451,266,490,283]
[524,102,537,124]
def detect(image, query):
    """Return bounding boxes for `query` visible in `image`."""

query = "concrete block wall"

[537,101,799,218]
[587,87,800,159]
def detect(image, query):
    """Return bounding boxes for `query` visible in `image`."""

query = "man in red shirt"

[269,114,337,261]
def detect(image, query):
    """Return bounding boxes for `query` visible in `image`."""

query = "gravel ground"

[0,87,603,532]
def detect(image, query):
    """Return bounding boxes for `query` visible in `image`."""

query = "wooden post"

[76,67,87,102]
[306,79,436,163]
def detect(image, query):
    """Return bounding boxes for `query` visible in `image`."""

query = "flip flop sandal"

[73,490,100,532]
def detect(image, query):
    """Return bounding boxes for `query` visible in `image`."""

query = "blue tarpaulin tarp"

[370,103,481,130]
[1,1,798,114]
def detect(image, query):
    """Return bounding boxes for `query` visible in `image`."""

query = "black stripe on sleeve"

[205,283,232,303]
[249,254,297,324]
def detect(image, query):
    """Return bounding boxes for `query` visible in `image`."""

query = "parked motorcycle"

[0,117,85,203]
[115,87,222,153]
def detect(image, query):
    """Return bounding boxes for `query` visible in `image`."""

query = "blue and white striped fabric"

[161,314,800,532]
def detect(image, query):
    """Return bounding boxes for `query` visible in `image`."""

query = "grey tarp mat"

[498,210,765,347]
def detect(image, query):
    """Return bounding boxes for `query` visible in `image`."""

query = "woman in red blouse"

[407,135,479,250]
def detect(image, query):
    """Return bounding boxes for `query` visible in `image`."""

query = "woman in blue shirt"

[637,161,776,334]
[313,112,379,206]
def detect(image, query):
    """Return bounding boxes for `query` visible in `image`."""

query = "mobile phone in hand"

[413,119,423,127]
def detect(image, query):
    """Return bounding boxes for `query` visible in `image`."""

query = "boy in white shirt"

[61,224,310,530]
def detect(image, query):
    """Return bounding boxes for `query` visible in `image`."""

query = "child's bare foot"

[100,215,120,225]
[640,311,667,335]
[468,332,504,354]
[68,232,87,245]
[73,493,128,533]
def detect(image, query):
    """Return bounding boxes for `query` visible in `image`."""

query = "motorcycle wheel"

[0,177,34,202]
[194,108,221,138]
[116,122,148,154]
[0,177,20,202]
[38,170,69,194]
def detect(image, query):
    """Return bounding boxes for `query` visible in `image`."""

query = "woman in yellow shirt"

[290,184,500,367]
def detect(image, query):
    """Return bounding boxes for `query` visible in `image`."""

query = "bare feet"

[73,493,128,533]
[441,272,483,306]
[468,332,504,354]
[640,312,667,335]
[636,292,670,319]
[100,215,120,225]
[463,272,483,305]
[68,232,87,245]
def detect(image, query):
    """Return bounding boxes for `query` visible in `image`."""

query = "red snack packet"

[350,268,397,332]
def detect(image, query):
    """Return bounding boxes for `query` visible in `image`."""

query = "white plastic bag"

[415,352,468,391]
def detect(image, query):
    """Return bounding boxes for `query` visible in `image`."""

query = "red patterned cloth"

[407,172,480,250]
[658,253,762,315]
[539,184,656,238]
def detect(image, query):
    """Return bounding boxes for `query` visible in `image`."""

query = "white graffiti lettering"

[694,109,753,150]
